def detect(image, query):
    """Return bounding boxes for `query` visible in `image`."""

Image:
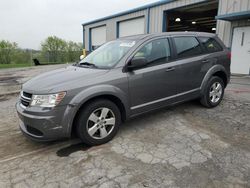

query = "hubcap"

[209,82,222,103]
[87,107,116,139]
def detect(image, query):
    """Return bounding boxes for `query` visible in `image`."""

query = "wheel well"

[71,95,127,136]
[213,71,228,87]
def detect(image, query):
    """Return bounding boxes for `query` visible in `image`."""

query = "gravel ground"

[0,66,249,188]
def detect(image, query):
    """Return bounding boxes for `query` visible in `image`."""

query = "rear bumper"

[16,101,76,142]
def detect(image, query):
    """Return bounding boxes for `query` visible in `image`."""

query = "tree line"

[0,36,83,65]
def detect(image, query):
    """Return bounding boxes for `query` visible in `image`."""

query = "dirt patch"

[0,75,23,84]
[0,96,9,102]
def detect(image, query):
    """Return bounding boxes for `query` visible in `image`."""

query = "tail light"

[227,52,231,59]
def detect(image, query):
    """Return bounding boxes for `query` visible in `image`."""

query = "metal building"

[82,0,250,75]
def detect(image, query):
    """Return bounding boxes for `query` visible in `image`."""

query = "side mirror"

[127,57,148,71]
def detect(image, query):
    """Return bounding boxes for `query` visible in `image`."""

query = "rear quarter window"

[198,37,223,53]
[173,36,202,59]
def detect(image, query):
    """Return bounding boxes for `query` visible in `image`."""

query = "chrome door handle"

[165,67,175,72]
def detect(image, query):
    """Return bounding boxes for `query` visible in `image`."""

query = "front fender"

[200,64,228,94]
[63,85,129,136]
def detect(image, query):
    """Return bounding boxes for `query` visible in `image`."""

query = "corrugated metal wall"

[83,10,147,51]
[83,0,250,50]
[217,0,250,47]
[83,0,206,51]
[149,0,206,33]
[218,0,250,14]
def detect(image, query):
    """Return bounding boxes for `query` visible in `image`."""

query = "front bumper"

[16,101,75,142]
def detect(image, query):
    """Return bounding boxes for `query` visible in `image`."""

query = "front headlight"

[30,92,66,108]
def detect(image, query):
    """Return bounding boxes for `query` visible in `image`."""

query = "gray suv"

[16,32,231,145]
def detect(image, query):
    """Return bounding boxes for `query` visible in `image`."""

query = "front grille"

[20,91,32,107]
[22,91,32,99]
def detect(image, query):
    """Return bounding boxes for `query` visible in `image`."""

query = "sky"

[0,0,158,50]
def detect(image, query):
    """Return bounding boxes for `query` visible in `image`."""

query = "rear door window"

[199,37,223,53]
[173,36,202,58]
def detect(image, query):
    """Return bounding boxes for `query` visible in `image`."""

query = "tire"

[76,99,121,146]
[200,76,225,108]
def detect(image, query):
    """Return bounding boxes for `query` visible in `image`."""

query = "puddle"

[56,142,91,157]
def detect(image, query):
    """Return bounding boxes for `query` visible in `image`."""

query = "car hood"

[23,65,109,93]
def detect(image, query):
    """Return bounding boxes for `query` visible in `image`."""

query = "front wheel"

[76,99,121,146]
[200,76,225,108]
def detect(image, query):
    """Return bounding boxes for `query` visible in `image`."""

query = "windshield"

[79,40,136,69]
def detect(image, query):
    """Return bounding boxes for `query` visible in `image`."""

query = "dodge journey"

[16,32,231,145]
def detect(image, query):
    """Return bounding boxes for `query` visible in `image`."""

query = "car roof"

[118,32,216,41]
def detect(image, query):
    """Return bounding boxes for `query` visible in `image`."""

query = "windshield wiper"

[78,62,98,68]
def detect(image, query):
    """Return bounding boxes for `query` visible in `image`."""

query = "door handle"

[165,67,175,72]
[202,59,209,63]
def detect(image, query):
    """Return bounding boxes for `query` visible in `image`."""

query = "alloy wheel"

[87,107,116,139]
[209,82,223,103]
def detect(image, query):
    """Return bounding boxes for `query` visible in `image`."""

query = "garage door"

[231,26,250,75]
[119,17,145,38]
[91,26,106,50]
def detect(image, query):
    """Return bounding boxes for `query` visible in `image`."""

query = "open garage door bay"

[164,0,218,33]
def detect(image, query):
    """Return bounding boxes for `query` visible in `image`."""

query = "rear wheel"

[200,76,225,108]
[76,99,121,146]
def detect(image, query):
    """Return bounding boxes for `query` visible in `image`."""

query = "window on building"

[173,37,202,58]
[199,37,223,53]
[134,38,171,66]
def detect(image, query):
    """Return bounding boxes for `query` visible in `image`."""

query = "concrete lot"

[0,65,249,188]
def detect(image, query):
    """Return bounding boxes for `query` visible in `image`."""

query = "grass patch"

[0,63,32,69]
